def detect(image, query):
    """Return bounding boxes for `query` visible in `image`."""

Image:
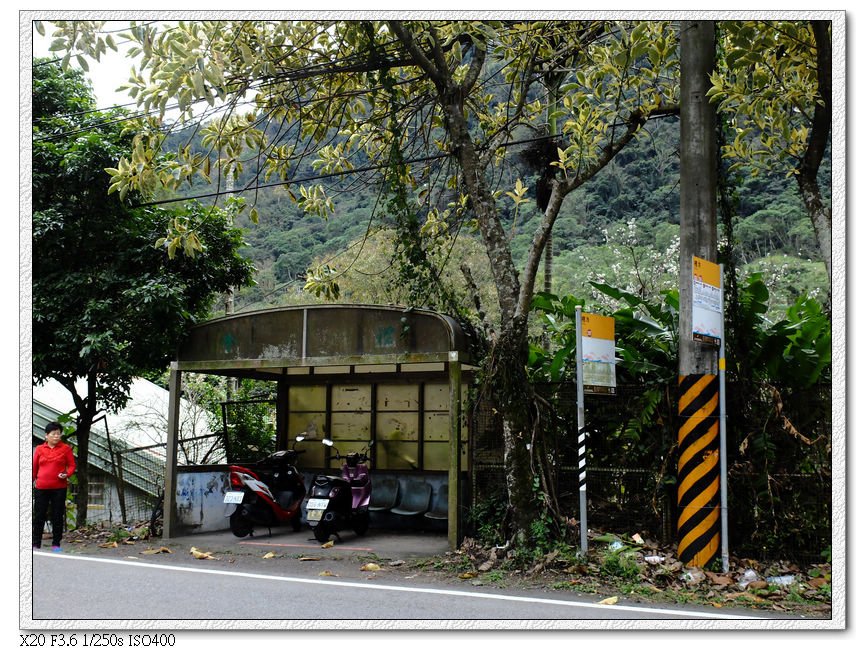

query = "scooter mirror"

[322,438,334,447]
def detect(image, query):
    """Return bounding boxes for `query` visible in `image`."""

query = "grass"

[481,570,505,584]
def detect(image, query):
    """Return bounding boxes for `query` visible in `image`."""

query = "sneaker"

[51,546,62,553]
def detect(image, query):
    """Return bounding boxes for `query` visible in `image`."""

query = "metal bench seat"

[390,480,432,517]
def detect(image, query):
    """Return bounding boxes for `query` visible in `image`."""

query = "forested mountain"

[164,110,827,321]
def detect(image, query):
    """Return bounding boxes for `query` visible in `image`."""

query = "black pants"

[33,488,67,548]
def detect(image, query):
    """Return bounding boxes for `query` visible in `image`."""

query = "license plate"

[307,509,324,522]
[306,498,329,510]
[223,491,245,504]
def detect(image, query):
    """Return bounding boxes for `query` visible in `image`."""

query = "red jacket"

[33,441,76,490]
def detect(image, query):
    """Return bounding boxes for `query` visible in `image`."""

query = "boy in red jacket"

[32,421,76,551]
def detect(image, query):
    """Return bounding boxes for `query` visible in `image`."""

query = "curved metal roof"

[175,304,477,375]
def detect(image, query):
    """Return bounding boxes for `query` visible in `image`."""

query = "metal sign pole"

[575,307,588,555]
[719,265,730,572]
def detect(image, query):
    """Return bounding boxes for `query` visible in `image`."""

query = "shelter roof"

[175,304,479,379]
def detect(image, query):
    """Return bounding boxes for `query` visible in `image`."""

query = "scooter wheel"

[291,512,302,532]
[229,510,253,538]
[313,524,331,543]
[353,512,369,536]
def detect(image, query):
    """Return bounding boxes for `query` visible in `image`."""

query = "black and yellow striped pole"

[677,20,723,569]
[676,373,720,567]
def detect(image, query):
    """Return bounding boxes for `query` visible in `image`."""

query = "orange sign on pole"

[692,256,722,345]
[580,312,616,395]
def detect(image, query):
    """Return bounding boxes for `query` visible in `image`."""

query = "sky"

[9,5,863,643]
[32,22,143,111]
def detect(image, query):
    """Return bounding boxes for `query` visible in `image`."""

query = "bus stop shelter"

[163,304,478,549]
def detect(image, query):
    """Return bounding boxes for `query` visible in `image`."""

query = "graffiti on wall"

[175,470,232,534]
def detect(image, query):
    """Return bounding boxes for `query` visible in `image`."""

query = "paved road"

[29,551,789,626]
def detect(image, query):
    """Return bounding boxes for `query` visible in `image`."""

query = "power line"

[129,108,678,210]
[131,133,566,209]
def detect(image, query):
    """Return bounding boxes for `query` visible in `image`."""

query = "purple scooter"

[304,439,373,543]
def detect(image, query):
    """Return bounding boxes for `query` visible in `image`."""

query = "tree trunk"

[484,316,537,542]
[62,370,99,528]
[387,21,672,546]
[797,20,832,280]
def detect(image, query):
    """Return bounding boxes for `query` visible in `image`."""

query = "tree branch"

[388,21,447,88]
[459,36,487,96]
[564,105,679,195]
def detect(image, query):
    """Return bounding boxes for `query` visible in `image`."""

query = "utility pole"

[679,20,718,368]
[676,20,721,568]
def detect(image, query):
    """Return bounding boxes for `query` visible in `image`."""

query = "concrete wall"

[173,469,231,534]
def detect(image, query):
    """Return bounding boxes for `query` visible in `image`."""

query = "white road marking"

[35,551,766,620]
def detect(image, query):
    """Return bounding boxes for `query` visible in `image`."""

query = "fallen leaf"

[388,560,405,567]
[299,556,321,562]
[99,541,118,548]
[190,547,216,560]
[458,570,478,579]
[361,563,382,572]
[807,577,828,588]
[140,547,172,555]
[321,541,334,549]
[740,592,767,603]
[726,591,766,603]
[319,570,337,577]
[478,561,494,572]
[565,564,587,575]
[631,533,644,545]
[706,571,734,586]
[262,552,277,559]
[598,596,619,605]
[122,540,136,545]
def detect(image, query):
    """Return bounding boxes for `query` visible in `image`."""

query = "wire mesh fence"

[469,381,831,561]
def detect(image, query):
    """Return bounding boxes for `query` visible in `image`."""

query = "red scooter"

[223,439,306,538]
